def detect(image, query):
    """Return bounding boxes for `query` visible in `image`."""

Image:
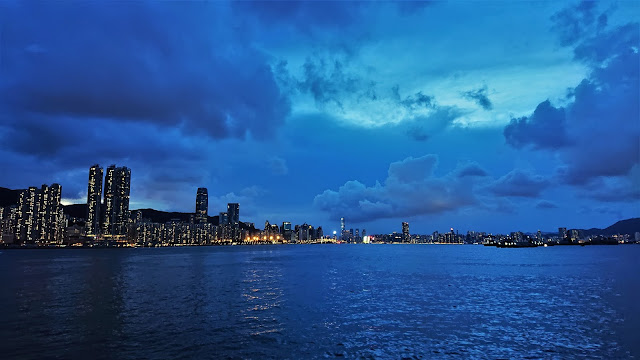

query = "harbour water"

[1,245,638,359]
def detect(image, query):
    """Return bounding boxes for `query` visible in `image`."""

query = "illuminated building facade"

[103,165,131,236]
[402,222,410,243]
[86,164,103,236]
[219,212,228,225]
[16,184,63,244]
[227,203,239,226]
[195,188,208,224]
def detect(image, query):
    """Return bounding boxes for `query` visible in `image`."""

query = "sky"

[0,1,638,234]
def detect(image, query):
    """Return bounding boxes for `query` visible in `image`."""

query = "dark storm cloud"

[503,100,569,150]
[488,169,550,198]
[505,3,639,189]
[0,114,209,199]
[314,155,481,222]
[461,86,493,110]
[0,2,290,141]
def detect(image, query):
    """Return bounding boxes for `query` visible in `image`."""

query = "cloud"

[296,55,376,110]
[268,157,289,176]
[488,169,550,198]
[575,167,640,202]
[461,85,493,110]
[208,187,264,218]
[550,1,600,46]
[0,2,290,141]
[503,100,569,150]
[535,200,558,209]
[278,54,465,131]
[456,163,489,178]
[393,85,435,111]
[504,4,639,189]
[313,155,481,222]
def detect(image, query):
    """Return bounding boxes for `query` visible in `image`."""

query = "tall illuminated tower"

[16,184,62,244]
[86,164,103,236]
[195,188,208,224]
[227,203,239,226]
[402,222,410,243]
[103,165,131,236]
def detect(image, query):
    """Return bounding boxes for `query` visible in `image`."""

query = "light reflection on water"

[0,245,638,359]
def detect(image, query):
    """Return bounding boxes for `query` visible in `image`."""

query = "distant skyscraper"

[16,187,38,243]
[86,164,103,236]
[219,212,228,225]
[195,188,208,224]
[558,227,567,241]
[227,203,239,226]
[103,165,131,236]
[341,217,345,232]
[16,184,62,244]
[38,184,62,244]
[402,222,410,243]
[282,221,292,240]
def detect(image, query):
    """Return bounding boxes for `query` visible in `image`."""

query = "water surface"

[1,245,638,359]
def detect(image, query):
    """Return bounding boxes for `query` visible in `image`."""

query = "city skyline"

[0,1,638,234]
[0,164,637,247]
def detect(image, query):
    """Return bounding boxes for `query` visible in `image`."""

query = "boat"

[496,242,538,248]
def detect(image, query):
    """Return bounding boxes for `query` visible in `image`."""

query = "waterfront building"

[195,188,208,224]
[103,165,131,236]
[558,227,567,241]
[86,164,103,236]
[402,222,410,243]
[38,184,62,244]
[227,203,239,226]
[16,184,63,244]
[219,212,228,225]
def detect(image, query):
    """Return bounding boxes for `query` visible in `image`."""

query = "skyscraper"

[86,164,103,236]
[219,212,229,225]
[195,188,208,224]
[16,187,38,243]
[38,184,62,243]
[402,222,410,243]
[558,227,567,242]
[227,203,239,226]
[103,165,131,236]
[16,184,62,244]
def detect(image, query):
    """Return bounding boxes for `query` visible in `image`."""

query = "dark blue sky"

[0,1,638,234]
